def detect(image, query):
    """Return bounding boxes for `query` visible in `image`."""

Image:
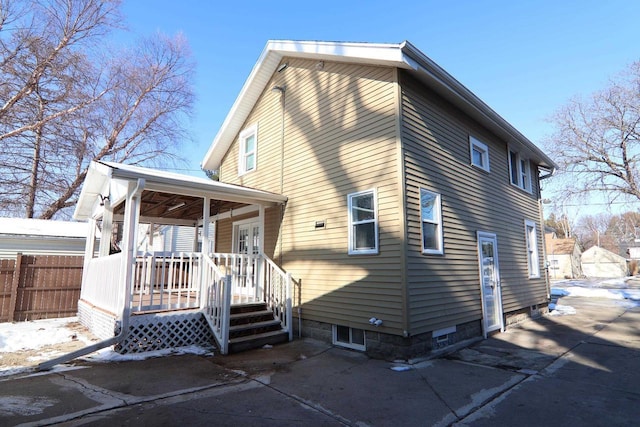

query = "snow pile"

[83,344,212,363]
[548,304,577,316]
[0,316,213,376]
[0,317,90,353]
[551,286,640,302]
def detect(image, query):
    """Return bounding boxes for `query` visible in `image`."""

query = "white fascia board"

[73,161,112,220]
[201,40,417,171]
[401,41,557,171]
[104,161,287,206]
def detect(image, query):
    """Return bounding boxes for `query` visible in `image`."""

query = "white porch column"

[258,204,265,300]
[99,199,114,257]
[81,218,97,295]
[202,196,211,254]
[117,179,145,319]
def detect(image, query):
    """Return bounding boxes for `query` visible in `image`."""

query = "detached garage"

[581,246,628,278]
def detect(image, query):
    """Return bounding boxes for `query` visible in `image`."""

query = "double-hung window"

[470,136,490,172]
[420,188,444,255]
[525,219,540,278]
[509,150,531,192]
[348,189,378,255]
[238,124,257,175]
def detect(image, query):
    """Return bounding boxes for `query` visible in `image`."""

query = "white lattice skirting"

[116,311,215,354]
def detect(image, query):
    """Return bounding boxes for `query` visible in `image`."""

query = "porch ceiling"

[74,161,287,222]
[112,191,248,223]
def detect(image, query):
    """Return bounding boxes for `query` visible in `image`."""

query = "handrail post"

[286,272,293,341]
[220,274,232,355]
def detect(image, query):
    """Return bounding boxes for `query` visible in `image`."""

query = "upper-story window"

[239,124,258,175]
[469,136,490,172]
[509,149,532,192]
[420,188,444,255]
[348,189,378,255]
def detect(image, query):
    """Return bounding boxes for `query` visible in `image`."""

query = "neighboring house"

[137,224,215,253]
[69,40,556,363]
[581,246,628,278]
[627,247,640,260]
[0,217,97,259]
[545,234,582,279]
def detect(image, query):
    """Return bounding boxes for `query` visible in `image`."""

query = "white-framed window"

[348,189,378,255]
[420,188,444,255]
[525,219,540,278]
[509,150,532,192]
[238,124,258,175]
[470,136,490,172]
[333,325,366,351]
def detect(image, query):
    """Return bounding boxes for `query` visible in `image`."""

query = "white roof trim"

[201,39,556,172]
[73,161,287,221]
[202,40,418,171]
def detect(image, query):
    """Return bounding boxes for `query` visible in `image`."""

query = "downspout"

[38,178,146,371]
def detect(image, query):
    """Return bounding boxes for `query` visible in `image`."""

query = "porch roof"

[74,161,287,223]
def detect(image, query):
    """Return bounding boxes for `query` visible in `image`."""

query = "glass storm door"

[477,232,504,337]
[233,221,260,302]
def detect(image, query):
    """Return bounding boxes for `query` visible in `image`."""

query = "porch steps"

[228,303,288,353]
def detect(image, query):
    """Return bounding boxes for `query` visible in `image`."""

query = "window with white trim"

[525,219,540,278]
[348,189,378,255]
[509,150,532,192]
[238,124,257,175]
[333,325,366,351]
[420,188,444,255]
[470,136,490,172]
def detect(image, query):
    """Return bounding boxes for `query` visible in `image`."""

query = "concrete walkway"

[1,295,638,426]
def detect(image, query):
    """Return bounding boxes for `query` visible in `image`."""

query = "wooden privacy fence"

[0,254,83,322]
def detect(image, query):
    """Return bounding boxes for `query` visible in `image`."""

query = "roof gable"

[201,39,557,172]
[545,238,579,255]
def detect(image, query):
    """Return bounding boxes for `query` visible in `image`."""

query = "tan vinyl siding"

[219,58,404,334]
[214,212,258,253]
[400,71,547,335]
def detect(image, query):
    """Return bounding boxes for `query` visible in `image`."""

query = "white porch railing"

[210,253,262,304]
[201,254,232,354]
[81,251,293,353]
[264,256,293,341]
[132,252,202,312]
[81,253,123,314]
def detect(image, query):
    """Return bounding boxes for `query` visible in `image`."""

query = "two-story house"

[68,40,556,364]
[200,40,556,357]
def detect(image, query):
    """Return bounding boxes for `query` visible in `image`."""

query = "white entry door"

[235,221,260,256]
[477,231,504,338]
[232,220,261,302]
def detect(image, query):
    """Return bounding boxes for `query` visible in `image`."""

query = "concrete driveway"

[1,294,638,426]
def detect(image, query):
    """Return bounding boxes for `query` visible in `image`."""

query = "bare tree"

[0,0,195,219]
[545,60,640,205]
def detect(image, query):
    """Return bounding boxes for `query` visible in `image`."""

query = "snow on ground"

[549,277,640,316]
[1,277,638,375]
[0,316,213,377]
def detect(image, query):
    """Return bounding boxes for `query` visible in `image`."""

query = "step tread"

[229,329,288,344]
[230,309,273,319]
[230,303,268,313]
[229,319,281,332]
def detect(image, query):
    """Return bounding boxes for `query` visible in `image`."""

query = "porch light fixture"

[99,194,110,206]
[167,202,186,212]
[271,85,285,94]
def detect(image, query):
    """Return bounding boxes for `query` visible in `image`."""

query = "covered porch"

[74,161,291,355]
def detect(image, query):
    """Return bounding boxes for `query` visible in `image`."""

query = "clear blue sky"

[121,0,640,189]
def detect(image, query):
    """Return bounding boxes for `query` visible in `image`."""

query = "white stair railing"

[262,255,293,340]
[201,253,232,354]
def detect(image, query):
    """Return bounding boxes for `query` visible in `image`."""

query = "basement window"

[333,325,366,351]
